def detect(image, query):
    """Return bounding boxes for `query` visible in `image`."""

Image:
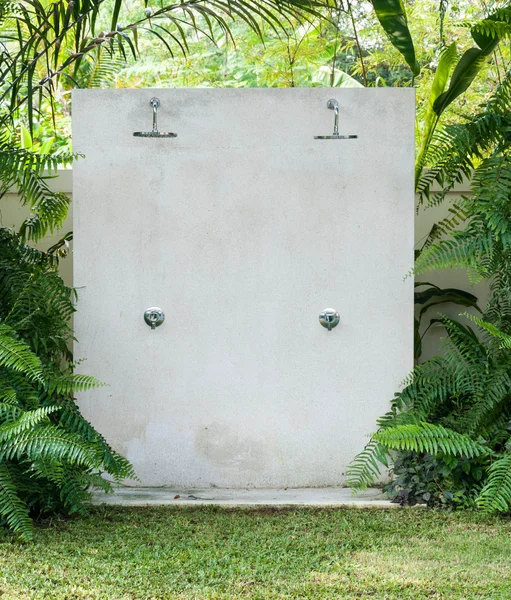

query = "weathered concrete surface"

[73,89,415,487]
[92,487,393,507]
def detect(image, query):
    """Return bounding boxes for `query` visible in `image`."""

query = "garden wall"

[70,88,414,487]
[3,150,485,363]
[4,89,486,487]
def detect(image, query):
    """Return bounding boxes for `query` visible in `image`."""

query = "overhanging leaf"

[433,10,510,116]
[369,0,419,75]
[433,48,494,116]
[415,43,457,186]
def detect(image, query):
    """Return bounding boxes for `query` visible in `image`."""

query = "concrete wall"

[3,171,484,365]
[71,88,415,487]
[415,183,489,361]
[2,170,73,289]
[2,141,488,489]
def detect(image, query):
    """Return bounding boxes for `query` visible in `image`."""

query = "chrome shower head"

[133,97,177,138]
[314,134,357,140]
[314,98,357,140]
[133,131,177,138]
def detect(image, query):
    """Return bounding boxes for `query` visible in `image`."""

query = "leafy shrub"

[348,314,511,513]
[348,74,511,513]
[0,226,135,540]
[384,450,486,508]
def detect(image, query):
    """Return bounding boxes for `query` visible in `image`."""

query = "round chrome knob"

[144,307,165,330]
[319,308,340,331]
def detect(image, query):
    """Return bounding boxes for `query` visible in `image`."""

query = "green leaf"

[414,317,421,361]
[415,284,477,306]
[39,138,55,155]
[433,11,508,116]
[0,465,32,540]
[415,43,457,186]
[433,48,494,116]
[466,315,511,349]
[312,66,363,88]
[373,422,489,458]
[20,125,32,150]
[369,0,419,75]
[111,0,123,32]
[0,324,44,383]
[477,454,511,513]
[417,289,480,319]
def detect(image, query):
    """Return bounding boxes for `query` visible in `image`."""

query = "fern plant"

[0,227,136,540]
[348,316,511,511]
[348,71,511,513]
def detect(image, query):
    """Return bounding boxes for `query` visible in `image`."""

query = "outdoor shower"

[314,99,357,140]
[74,88,414,489]
[133,97,177,138]
[133,97,356,141]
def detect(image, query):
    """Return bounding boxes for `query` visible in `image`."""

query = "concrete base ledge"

[91,487,394,508]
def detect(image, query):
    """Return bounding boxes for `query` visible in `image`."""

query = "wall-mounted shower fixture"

[319,308,340,331]
[133,98,177,138]
[144,307,165,329]
[314,99,357,140]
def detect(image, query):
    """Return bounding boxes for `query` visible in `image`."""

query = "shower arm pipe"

[151,97,160,133]
[328,99,339,136]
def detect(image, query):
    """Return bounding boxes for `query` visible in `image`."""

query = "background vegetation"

[10,0,509,153]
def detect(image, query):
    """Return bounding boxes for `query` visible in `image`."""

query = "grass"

[0,507,510,599]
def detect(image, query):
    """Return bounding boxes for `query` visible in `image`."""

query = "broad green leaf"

[20,125,32,150]
[433,48,494,116]
[418,290,480,318]
[415,43,457,186]
[111,0,123,31]
[369,0,419,75]
[414,285,479,308]
[433,11,508,116]
[414,317,421,360]
[312,66,363,88]
[39,138,55,155]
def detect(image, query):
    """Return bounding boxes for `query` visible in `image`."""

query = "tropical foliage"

[413,282,479,361]
[348,73,511,512]
[0,235,136,540]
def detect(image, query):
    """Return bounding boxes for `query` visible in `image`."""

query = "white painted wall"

[3,171,485,366]
[415,185,489,361]
[71,88,414,488]
[2,170,73,289]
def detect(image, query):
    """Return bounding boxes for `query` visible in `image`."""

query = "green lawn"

[0,506,510,599]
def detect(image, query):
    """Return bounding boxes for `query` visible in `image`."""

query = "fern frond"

[0,425,97,467]
[0,406,59,437]
[0,324,43,382]
[346,439,391,490]
[48,398,136,481]
[373,422,489,458]
[18,192,70,242]
[46,374,103,395]
[58,469,96,514]
[467,315,511,348]
[477,454,511,512]
[416,70,511,206]
[0,464,32,540]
